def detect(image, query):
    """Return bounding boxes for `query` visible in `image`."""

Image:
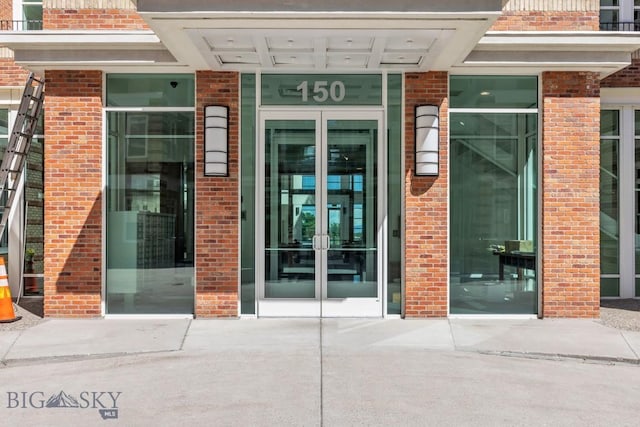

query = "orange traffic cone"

[0,257,21,323]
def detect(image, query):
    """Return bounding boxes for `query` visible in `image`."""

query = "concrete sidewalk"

[1,317,639,365]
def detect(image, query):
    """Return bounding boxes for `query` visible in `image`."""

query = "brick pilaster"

[542,71,601,318]
[44,70,103,317]
[195,71,239,317]
[404,72,449,317]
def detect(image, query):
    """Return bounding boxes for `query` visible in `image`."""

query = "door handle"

[312,235,330,250]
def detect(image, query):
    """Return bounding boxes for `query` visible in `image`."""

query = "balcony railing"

[0,20,43,31]
[600,21,640,31]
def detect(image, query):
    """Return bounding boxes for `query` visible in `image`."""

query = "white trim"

[448,75,540,317]
[101,79,197,316]
[400,72,407,319]
[601,88,640,105]
[256,107,385,318]
[599,104,638,299]
[620,108,635,299]
[479,31,640,50]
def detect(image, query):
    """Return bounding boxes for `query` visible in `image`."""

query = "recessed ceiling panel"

[267,36,314,51]
[272,53,315,67]
[204,34,255,52]
[326,53,369,68]
[217,53,261,65]
[381,53,423,66]
[327,36,373,52]
[385,34,437,52]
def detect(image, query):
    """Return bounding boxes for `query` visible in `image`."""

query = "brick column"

[44,70,103,317]
[404,72,449,317]
[195,71,239,317]
[542,72,600,318]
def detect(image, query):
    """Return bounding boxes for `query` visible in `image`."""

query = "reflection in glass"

[241,74,256,314]
[106,111,195,314]
[263,119,378,301]
[450,112,537,314]
[601,110,620,297]
[264,120,317,298]
[326,120,377,299]
[387,74,402,314]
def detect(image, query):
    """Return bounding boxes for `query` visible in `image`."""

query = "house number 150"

[296,80,346,103]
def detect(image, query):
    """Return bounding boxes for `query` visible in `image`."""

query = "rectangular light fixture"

[204,105,228,176]
[415,105,439,176]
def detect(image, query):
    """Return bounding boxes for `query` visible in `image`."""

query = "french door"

[257,110,384,317]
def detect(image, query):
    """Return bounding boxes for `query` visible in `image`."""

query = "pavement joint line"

[0,329,25,365]
[620,331,640,360]
[0,349,183,368]
[447,318,459,350]
[473,349,640,366]
[178,318,193,351]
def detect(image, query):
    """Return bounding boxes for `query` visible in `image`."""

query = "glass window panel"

[0,109,8,135]
[387,74,402,314]
[450,112,537,315]
[325,119,378,299]
[450,76,537,109]
[601,278,620,297]
[261,74,382,106]
[600,10,620,28]
[263,119,317,299]
[106,74,195,107]
[106,111,195,314]
[601,138,619,276]
[24,134,44,295]
[241,74,256,314]
[602,110,620,136]
[601,0,619,6]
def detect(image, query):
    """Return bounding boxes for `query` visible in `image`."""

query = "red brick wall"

[490,11,599,31]
[404,72,449,318]
[542,72,600,318]
[195,71,239,318]
[44,70,103,317]
[43,8,149,30]
[601,58,640,88]
[0,0,11,21]
[0,59,29,87]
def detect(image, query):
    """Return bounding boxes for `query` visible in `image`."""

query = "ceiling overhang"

[0,3,639,78]
[459,31,640,78]
[135,11,503,72]
[0,31,185,73]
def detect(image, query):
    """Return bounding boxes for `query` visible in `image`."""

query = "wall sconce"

[415,105,439,176]
[204,105,228,176]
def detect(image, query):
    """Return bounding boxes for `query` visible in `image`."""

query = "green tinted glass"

[450,76,537,109]
[261,74,382,106]
[602,110,620,136]
[106,74,195,107]
[387,74,402,315]
[241,74,256,315]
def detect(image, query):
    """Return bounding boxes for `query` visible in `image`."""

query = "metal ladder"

[0,73,45,242]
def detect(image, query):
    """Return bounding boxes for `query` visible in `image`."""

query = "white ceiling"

[187,28,454,70]
[139,13,501,72]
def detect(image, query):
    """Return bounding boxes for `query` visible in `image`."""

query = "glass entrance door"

[258,110,383,317]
